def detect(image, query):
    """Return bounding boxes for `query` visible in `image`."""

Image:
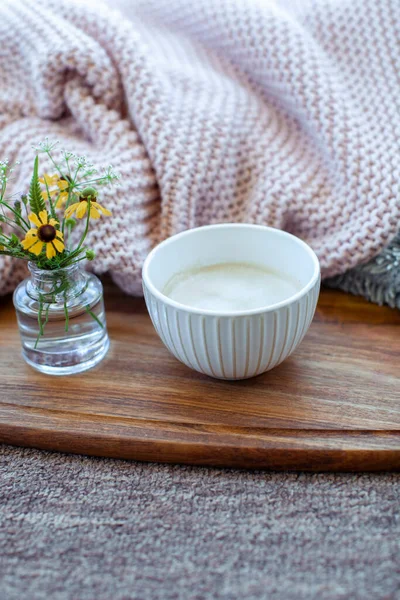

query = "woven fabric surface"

[0,444,399,600]
[0,0,399,297]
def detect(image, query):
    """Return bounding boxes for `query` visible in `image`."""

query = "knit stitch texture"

[0,0,399,297]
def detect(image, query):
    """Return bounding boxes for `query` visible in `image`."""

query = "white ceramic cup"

[142,224,320,380]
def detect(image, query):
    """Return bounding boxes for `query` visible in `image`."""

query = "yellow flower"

[55,177,71,208]
[39,173,58,200]
[39,173,59,186]
[65,198,112,220]
[21,210,65,259]
[40,173,72,208]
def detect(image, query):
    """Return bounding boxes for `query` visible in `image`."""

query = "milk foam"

[163,263,300,311]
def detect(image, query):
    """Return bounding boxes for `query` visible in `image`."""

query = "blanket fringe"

[325,233,400,310]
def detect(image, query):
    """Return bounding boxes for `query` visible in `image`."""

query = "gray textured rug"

[1,445,399,600]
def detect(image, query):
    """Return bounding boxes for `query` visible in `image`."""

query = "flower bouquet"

[0,140,119,375]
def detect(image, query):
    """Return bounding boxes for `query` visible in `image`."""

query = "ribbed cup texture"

[144,280,320,380]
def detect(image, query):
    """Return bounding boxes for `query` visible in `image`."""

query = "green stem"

[0,250,32,260]
[34,297,44,349]
[58,246,86,268]
[74,176,110,187]
[43,178,57,221]
[0,232,13,243]
[85,304,104,328]
[61,164,82,237]
[73,164,82,183]
[76,200,91,252]
[61,198,68,236]
[69,255,89,265]
[64,295,69,332]
[43,303,50,332]
[0,201,30,230]
[62,185,78,236]
[46,151,63,177]
[0,219,24,234]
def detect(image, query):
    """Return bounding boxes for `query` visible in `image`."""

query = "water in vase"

[13,263,109,376]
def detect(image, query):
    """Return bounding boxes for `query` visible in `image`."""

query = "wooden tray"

[0,283,399,471]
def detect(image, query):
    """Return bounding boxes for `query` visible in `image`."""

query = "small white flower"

[32,138,59,153]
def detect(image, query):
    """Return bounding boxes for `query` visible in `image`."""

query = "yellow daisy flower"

[40,173,73,208]
[55,177,71,208]
[21,210,65,259]
[39,173,58,200]
[39,173,59,186]
[65,197,112,220]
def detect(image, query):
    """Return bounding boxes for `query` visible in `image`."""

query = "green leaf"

[28,156,46,216]
[9,233,20,247]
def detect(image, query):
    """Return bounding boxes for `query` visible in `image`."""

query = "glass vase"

[13,262,110,375]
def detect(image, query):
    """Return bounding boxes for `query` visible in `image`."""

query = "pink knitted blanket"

[0,0,399,296]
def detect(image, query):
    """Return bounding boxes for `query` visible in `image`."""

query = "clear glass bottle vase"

[13,262,110,375]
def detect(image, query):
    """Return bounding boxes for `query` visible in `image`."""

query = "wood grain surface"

[0,282,399,471]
